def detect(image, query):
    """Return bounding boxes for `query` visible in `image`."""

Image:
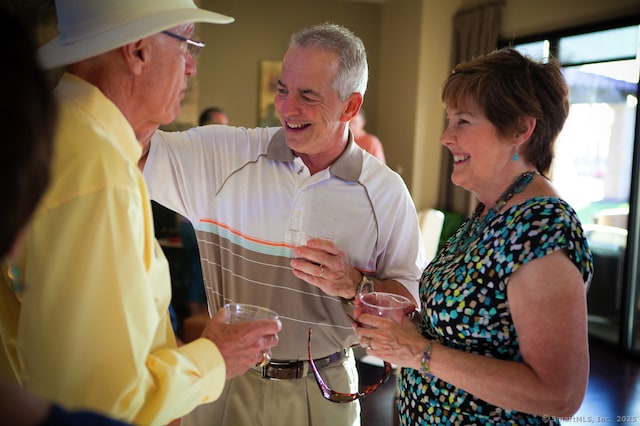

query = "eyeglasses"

[161,31,205,58]
[307,328,392,403]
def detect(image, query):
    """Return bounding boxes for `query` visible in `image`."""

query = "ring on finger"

[257,352,270,368]
[366,337,372,350]
[319,264,324,278]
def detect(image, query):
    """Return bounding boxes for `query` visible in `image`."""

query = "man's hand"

[290,237,360,299]
[200,308,281,379]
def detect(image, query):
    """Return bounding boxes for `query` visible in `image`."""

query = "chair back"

[418,209,445,264]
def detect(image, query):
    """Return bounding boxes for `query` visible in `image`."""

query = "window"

[507,18,640,353]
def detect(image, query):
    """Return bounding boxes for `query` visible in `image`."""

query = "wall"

[501,0,640,38]
[376,0,424,186]
[379,0,464,212]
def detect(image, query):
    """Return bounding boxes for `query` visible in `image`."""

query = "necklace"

[448,171,536,254]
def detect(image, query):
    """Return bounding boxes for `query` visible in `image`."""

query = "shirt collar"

[57,73,141,164]
[266,128,363,182]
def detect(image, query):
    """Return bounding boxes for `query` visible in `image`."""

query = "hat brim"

[38,8,233,69]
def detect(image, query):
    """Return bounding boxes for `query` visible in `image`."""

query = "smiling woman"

[351,47,593,425]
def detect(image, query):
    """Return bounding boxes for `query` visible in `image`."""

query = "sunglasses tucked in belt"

[307,328,392,403]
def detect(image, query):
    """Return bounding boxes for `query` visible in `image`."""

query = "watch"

[356,274,374,297]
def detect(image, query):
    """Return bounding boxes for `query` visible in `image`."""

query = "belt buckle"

[261,360,308,380]
[260,362,279,379]
[259,350,345,380]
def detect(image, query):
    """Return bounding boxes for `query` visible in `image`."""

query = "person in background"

[141,23,426,426]
[349,108,385,163]
[0,5,129,425]
[178,212,209,316]
[354,48,593,425]
[0,1,280,425]
[199,106,229,125]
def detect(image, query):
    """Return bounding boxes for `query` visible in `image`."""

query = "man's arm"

[22,186,225,424]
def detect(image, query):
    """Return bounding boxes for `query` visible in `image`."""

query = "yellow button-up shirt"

[0,73,224,425]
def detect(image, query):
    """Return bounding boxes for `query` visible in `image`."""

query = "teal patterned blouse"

[398,197,593,425]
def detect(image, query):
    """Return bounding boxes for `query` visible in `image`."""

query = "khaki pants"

[182,350,361,426]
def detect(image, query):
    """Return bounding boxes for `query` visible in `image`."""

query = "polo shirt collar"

[266,128,363,182]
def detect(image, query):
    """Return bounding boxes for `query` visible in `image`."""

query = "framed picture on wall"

[258,60,282,127]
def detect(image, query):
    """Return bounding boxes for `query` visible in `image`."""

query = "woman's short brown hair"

[441,47,569,176]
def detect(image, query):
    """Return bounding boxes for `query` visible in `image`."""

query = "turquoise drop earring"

[4,259,25,295]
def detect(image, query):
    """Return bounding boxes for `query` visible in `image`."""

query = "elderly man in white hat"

[0,1,282,425]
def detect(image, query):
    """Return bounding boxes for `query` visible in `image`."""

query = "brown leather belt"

[252,349,348,380]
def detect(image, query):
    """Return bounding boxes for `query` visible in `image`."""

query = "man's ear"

[120,38,149,75]
[341,92,363,123]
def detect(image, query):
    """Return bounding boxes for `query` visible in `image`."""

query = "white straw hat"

[38,0,234,69]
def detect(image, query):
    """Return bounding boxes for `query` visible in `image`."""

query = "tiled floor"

[358,337,640,425]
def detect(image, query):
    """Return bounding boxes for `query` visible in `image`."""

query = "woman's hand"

[353,312,426,370]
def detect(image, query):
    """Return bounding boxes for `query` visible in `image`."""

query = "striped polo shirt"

[145,126,425,360]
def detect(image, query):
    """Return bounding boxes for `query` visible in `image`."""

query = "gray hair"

[290,23,368,101]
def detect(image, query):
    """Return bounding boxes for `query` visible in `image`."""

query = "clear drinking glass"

[223,303,279,323]
[358,292,413,323]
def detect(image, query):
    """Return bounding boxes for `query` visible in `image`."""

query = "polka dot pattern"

[398,197,593,425]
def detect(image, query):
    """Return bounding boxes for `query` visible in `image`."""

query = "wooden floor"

[358,337,640,425]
